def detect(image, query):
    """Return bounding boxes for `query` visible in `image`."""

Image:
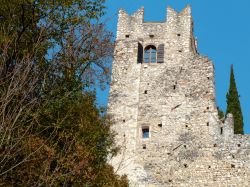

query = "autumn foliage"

[0,0,128,186]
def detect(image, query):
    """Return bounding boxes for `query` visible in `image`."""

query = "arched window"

[144,45,157,63]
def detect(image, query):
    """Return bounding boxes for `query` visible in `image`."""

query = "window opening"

[144,45,157,63]
[125,34,130,38]
[158,123,162,128]
[220,127,223,135]
[149,34,154,38]
[142,127,149,138]
[142,144,146,149]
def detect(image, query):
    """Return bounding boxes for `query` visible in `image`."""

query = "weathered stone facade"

[108,6,250,187]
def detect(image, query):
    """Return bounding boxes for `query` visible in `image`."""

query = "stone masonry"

[108,5,250,187]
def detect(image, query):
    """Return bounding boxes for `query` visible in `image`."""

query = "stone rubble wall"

[108,5,250,187]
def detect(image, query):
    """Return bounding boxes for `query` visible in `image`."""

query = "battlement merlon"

[116,5,197,54]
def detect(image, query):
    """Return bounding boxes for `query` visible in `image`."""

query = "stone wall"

[108,5,250,187]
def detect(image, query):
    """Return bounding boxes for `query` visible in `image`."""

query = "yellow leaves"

[71,17,79,24]
[0,35,10,47]
[61,0,74,7]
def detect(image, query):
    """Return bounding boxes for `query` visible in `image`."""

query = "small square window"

[149,34,154,38]
[125,35,130,38]
[142,127,149,138]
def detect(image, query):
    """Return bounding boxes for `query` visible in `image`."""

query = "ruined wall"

[108,5,250,187]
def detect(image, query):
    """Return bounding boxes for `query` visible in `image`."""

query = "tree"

[226,65,244,134]
[217,106,225,122]
[0,0,128,186]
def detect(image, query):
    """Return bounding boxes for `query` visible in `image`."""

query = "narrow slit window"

[142,127,149,138]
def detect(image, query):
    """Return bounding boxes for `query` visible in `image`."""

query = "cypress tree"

[226,65,244,134]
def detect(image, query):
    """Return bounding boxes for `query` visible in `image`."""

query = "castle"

[108,5,250,187]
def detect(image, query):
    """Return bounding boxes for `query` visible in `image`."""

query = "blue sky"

[97,0,250,134]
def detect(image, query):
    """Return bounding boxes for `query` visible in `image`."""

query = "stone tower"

[108,6,250,187]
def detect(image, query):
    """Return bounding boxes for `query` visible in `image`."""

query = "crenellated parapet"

[116,6,197,55]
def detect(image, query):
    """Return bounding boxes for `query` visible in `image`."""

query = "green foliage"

[0,0,128,186]
[0,0,47,75]
[217,106,225,122]
[226,65,244,134]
